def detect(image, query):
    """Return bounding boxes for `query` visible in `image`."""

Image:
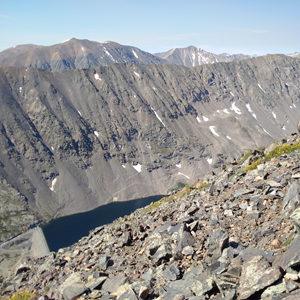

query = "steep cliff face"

[0,55,299,231]
[0,39,167,71]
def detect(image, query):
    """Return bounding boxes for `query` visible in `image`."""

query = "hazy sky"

[0,0,299,55]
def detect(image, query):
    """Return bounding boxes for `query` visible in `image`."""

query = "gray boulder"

[205,229,229,263]
[273,234,300,271]
[238,255,282,299]
[283,182,300,217]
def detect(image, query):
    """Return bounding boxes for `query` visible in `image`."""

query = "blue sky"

[0,0,299,55]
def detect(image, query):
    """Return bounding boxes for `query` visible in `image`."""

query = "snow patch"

[134,95,136,98]
[246,104,256,119]
[81,47,85,52]
[293,103,297,108]
[176,163,181,168]
[50,178,57,192]
[282,126,286,131]
[61,39,70,43]
[132,50,138,59]
[209,126,219,137]
[13,46,16,48]
[217,110,221,114]
[260,125,272,137]
[78,111,82,116]
[203,116,209,122]
[192,53,195,67]
[258,84,266,93]
[290,106,293,109]
[94,73,101,81]
[207,158,213,164]
[133,164,142,172]
[196,116,201,123]
[134,72,140,77]
[151,107,166,127]
[223,109,230,114]
[153,87,156,90]
[226,136,232,140]
[103,47,116,62]
[19,87,22,92]
[51,146,54,150]
[272,112,276,119]
[230,92,234,96]
[178,172,190,179]
[230,102,241,115]
[94,131,99,137]
[122,165,126,168]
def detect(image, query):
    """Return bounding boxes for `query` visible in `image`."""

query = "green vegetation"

[7,290,37,300]
[242,141,300,172]
[169,181,186,192]
[265,142,300,161]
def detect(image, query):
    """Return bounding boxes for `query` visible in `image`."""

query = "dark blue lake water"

[42,195,164,252]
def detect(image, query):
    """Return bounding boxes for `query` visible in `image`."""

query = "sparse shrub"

[243,141,300,172]
[243,158,262,172]
[8,290,37,300]
[265,142,300,161]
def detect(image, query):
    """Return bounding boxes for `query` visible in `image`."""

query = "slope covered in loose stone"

[0,54,300,242]
[0,39,167,71]
[3,134,300,299]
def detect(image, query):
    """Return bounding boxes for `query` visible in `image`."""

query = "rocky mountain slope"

[287,52,300,59]
[0,39,167,71]
[154,46,252,67]
[2,134,300,299]
[0,55,300,242]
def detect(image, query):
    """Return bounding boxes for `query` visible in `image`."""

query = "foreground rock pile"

[3,135,300,299]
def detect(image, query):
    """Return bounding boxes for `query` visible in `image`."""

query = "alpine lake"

[42,195,165,252]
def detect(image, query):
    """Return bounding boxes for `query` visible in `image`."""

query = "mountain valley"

[0,54,299,242]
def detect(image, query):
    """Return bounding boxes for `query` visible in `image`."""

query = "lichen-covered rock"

[238,255,283,299]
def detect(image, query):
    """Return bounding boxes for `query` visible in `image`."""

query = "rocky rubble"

[3,135,300,299]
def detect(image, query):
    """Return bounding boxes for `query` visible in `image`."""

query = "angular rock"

[260,281,286,299]
[62,283,86,300]
[102,274,128,293]
[98,255,110,271]
[118,287,138,300]
[234,189,252,198]
[205,229,229,263]
[191,269,215,296]
[85,276,107,290]
[290,208,300,229]
[182,245,194,256]
[163,264,181,281]
[145,232,173,265]
[273,234,300,271]
[283,182,300,217]
[139,286,150,300]
[238,255,283,299]
[162,279,194,299]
